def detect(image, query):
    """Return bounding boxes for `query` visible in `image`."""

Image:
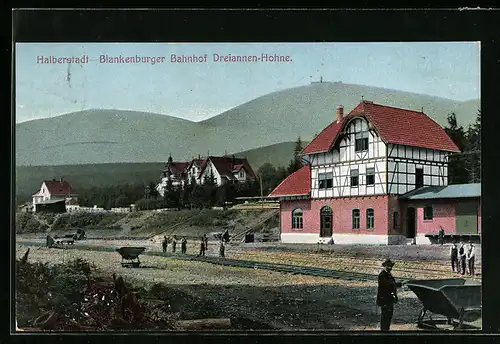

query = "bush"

[51,212,125,230]
[187,209,236,227]
[16,213,48,233]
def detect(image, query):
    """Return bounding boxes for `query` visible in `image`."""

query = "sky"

[15,42,480,123]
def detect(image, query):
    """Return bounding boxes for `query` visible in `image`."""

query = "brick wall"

[280,195,390,236]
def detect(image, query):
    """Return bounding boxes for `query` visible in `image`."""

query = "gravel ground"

[15,239,482,331]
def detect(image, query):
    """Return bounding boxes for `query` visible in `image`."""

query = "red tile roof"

[268,165,311,198]
[200,156,256,180]
[165,162,189,178]
[42,180,74,195]
[302,101,460,154]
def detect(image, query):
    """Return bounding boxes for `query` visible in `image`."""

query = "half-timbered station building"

[268,100,479,245]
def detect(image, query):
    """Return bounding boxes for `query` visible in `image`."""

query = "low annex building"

[268,100,479,245]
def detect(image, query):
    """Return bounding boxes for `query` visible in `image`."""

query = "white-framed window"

[367,208,374,230]
[292,208,304,229]
[350,169,359,187]
[366,168,375,186]
[355,132,369,152]
[352,209,360,229]
[318,172,333,189]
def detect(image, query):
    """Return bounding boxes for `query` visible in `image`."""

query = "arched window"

[320,206,332,215]
[352,209,360,229]
[292,208,303,229]
[367,208,374,229]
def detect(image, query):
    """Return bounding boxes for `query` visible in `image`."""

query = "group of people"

[450,240,476,276]
[161,229,230,258]
[161,236,188,254]
[377,239,478,331]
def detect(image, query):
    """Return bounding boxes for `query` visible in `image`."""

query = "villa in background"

[268,100,481,245]
[31,178,78,213]
[156,155,256,197]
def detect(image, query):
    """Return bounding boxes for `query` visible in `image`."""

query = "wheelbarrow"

[116,247,146,268]
[406,278,482,330]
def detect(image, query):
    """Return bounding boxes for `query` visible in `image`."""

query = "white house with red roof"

[32,178,78,208]
[186,157,204,183]
[268,100,467,245]
[198,156,256,186]
[155,156,190,197]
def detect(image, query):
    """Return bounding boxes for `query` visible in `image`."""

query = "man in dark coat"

[172,236,177,253]
[161,236,168,253]
[459,242,467,275]
[450,242,459,273]
[377,259,403,331]
[197,236,206,257]
[181,237,187,254]
[438,227,445,245]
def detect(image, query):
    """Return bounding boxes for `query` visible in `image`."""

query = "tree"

[203,169,217,186]
[287,136,304,174]
[466,109,481,183]
[444,113,469,184]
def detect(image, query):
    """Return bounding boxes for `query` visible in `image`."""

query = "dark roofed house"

[156,156,189,197]
[199,155,256,186]
[32,178,78,213]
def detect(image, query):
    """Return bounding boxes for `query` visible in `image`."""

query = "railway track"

[17,240,381,282]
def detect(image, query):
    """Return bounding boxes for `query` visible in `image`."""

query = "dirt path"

[15,242,481,331]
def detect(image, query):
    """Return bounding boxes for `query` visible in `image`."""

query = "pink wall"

[402,199,481,235]
[281,196,390,236]
[387,195,402,235]
[416,202,456,235]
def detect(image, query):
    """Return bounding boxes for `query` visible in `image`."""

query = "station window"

[367,208,374,229]
[424,205,433,220]
[393,211,399,229]
[350,169,359,187]
[355,132,369,152]
[352,209,360,229]
[366,168,375,185]
[318,172,333,189]
[292,208,304,229]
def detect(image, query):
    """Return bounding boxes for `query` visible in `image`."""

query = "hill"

[16,82,479,166]
[15,162,165,204]
[232,141,310,171]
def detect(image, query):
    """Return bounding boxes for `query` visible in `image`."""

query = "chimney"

[60,177,63,184]
[336,105,344,123]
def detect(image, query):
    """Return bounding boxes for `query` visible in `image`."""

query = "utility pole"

[259,174,263,209]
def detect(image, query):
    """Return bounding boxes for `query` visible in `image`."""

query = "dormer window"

[355,132,369,152]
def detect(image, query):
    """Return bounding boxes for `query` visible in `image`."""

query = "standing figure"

[203,234,209,254]
[450,242,459,273]
[181,237,187,254]
[172,236,177,253]
[467,241,476,276]
[438,227,445,245]
[219,239,225,258]
[197,236,206,257]
[377,259,403,331]
[162,236,168,253]
[459,242,467,275]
